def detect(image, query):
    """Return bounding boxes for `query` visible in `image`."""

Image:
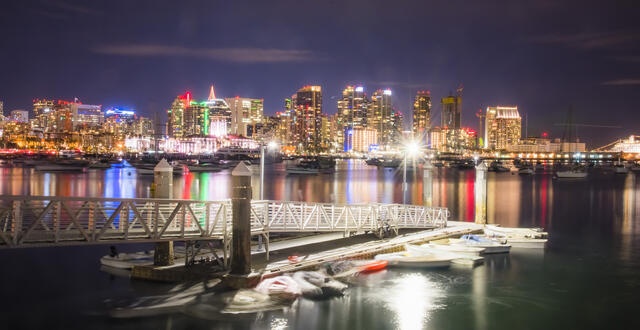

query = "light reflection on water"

[1,160,640,329]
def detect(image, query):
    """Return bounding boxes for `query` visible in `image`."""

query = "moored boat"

[554,167,587,179]
[518,167,534,175]
[100,251,154,269]
[483,224,547,239]
[374,251,452,268]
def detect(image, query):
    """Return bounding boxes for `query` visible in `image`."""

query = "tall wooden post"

[475,161,488,224]
[230,162,252,275]
[423,159,434,207]
[154,158,174,266]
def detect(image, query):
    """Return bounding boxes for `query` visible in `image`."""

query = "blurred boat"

[374,251,452,268]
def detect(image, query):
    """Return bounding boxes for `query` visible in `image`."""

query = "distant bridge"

[0,196,449,252]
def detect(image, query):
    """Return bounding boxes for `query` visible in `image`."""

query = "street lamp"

[403,141,420,194]
[260,141,279,200]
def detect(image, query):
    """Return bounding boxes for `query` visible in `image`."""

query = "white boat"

[418,242,485,256]
[484,224,547,239]
[506,238,548,249]
[374,251,452,268]
[554,169,587,179]
[614,165,629,174]
[448,235,511,254]
[100,251,154,269]
[407,244,485,266]
[518,167,534,175]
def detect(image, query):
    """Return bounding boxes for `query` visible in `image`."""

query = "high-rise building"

[484,106,521,150]
[337,85,369,148]
[412,91,431,144]
[10,110,29,122]
[370,89,393,146]
[441,94,461,129]
[183,103,208,136]
[292,85,322,151]
[167,93,188,138]
[70,103,103,129]
[0,101,3,117]
[226,97,264,136]
[350,127,377,153]
[203,87,231,135]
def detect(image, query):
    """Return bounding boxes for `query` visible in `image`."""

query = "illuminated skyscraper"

[484,106,521,150]
[337,85,368,128]
[292,85,322,151]
[226,97,264,136]
[369,89,393,146]
[167,93,189,137]
[412,91,431,144]
[337,85,369,149]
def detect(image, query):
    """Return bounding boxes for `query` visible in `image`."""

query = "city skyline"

[1,1,639,147]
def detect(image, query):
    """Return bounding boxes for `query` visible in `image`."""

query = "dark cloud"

[601,79,640,86]
[91,44,320,63]
[528,32,640,49]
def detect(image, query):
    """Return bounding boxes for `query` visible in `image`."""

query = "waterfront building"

[412,91,431,145]
[292,85,322,152]
[203,88,232,134]
[441,94,461,130]
[390,110,404,146]
[369,89,393,147]
[226,97,264,136]
[508,137,586,153]
[10,110,29,122]
[484,106,521,150]
[348,127,378,153]
[337,86,369,146]
[167,94,188,138]
[441,91,463,151]
[70,103,103,129]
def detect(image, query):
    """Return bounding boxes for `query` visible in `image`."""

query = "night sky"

[1,0,639,147]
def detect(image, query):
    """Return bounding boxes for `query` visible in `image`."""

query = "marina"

[0,160,639,329]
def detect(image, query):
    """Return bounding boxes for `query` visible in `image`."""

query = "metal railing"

[0,196,448,248]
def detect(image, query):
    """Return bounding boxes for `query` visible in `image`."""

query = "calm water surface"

[0,160,638,329]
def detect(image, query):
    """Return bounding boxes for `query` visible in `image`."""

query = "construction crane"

[475,109,484,147]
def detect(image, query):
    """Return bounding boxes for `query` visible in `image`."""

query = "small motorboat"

[187,163,222,172]
[357,260,388,273]
[418,242,485,256]
[454,235,511,254]
[489,161,510,172]
[374,252,452,269]
[35,159,89,172]
[614,165,629,174]
[554,167,587,179]
[286,166,320,174]
[483,224,547,239]
[407,244,485,267]
[88,160,111,169]
[100,251,154,269]
[518,167,534,175]
[504,238,548,249]
[254,276,301,301]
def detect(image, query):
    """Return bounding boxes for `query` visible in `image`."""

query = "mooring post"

[230,162,253,275]
[423,159,434,207]
[153,158,174,266]
[475,161,488,224]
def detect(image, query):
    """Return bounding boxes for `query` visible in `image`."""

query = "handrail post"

[153,159,174,266]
